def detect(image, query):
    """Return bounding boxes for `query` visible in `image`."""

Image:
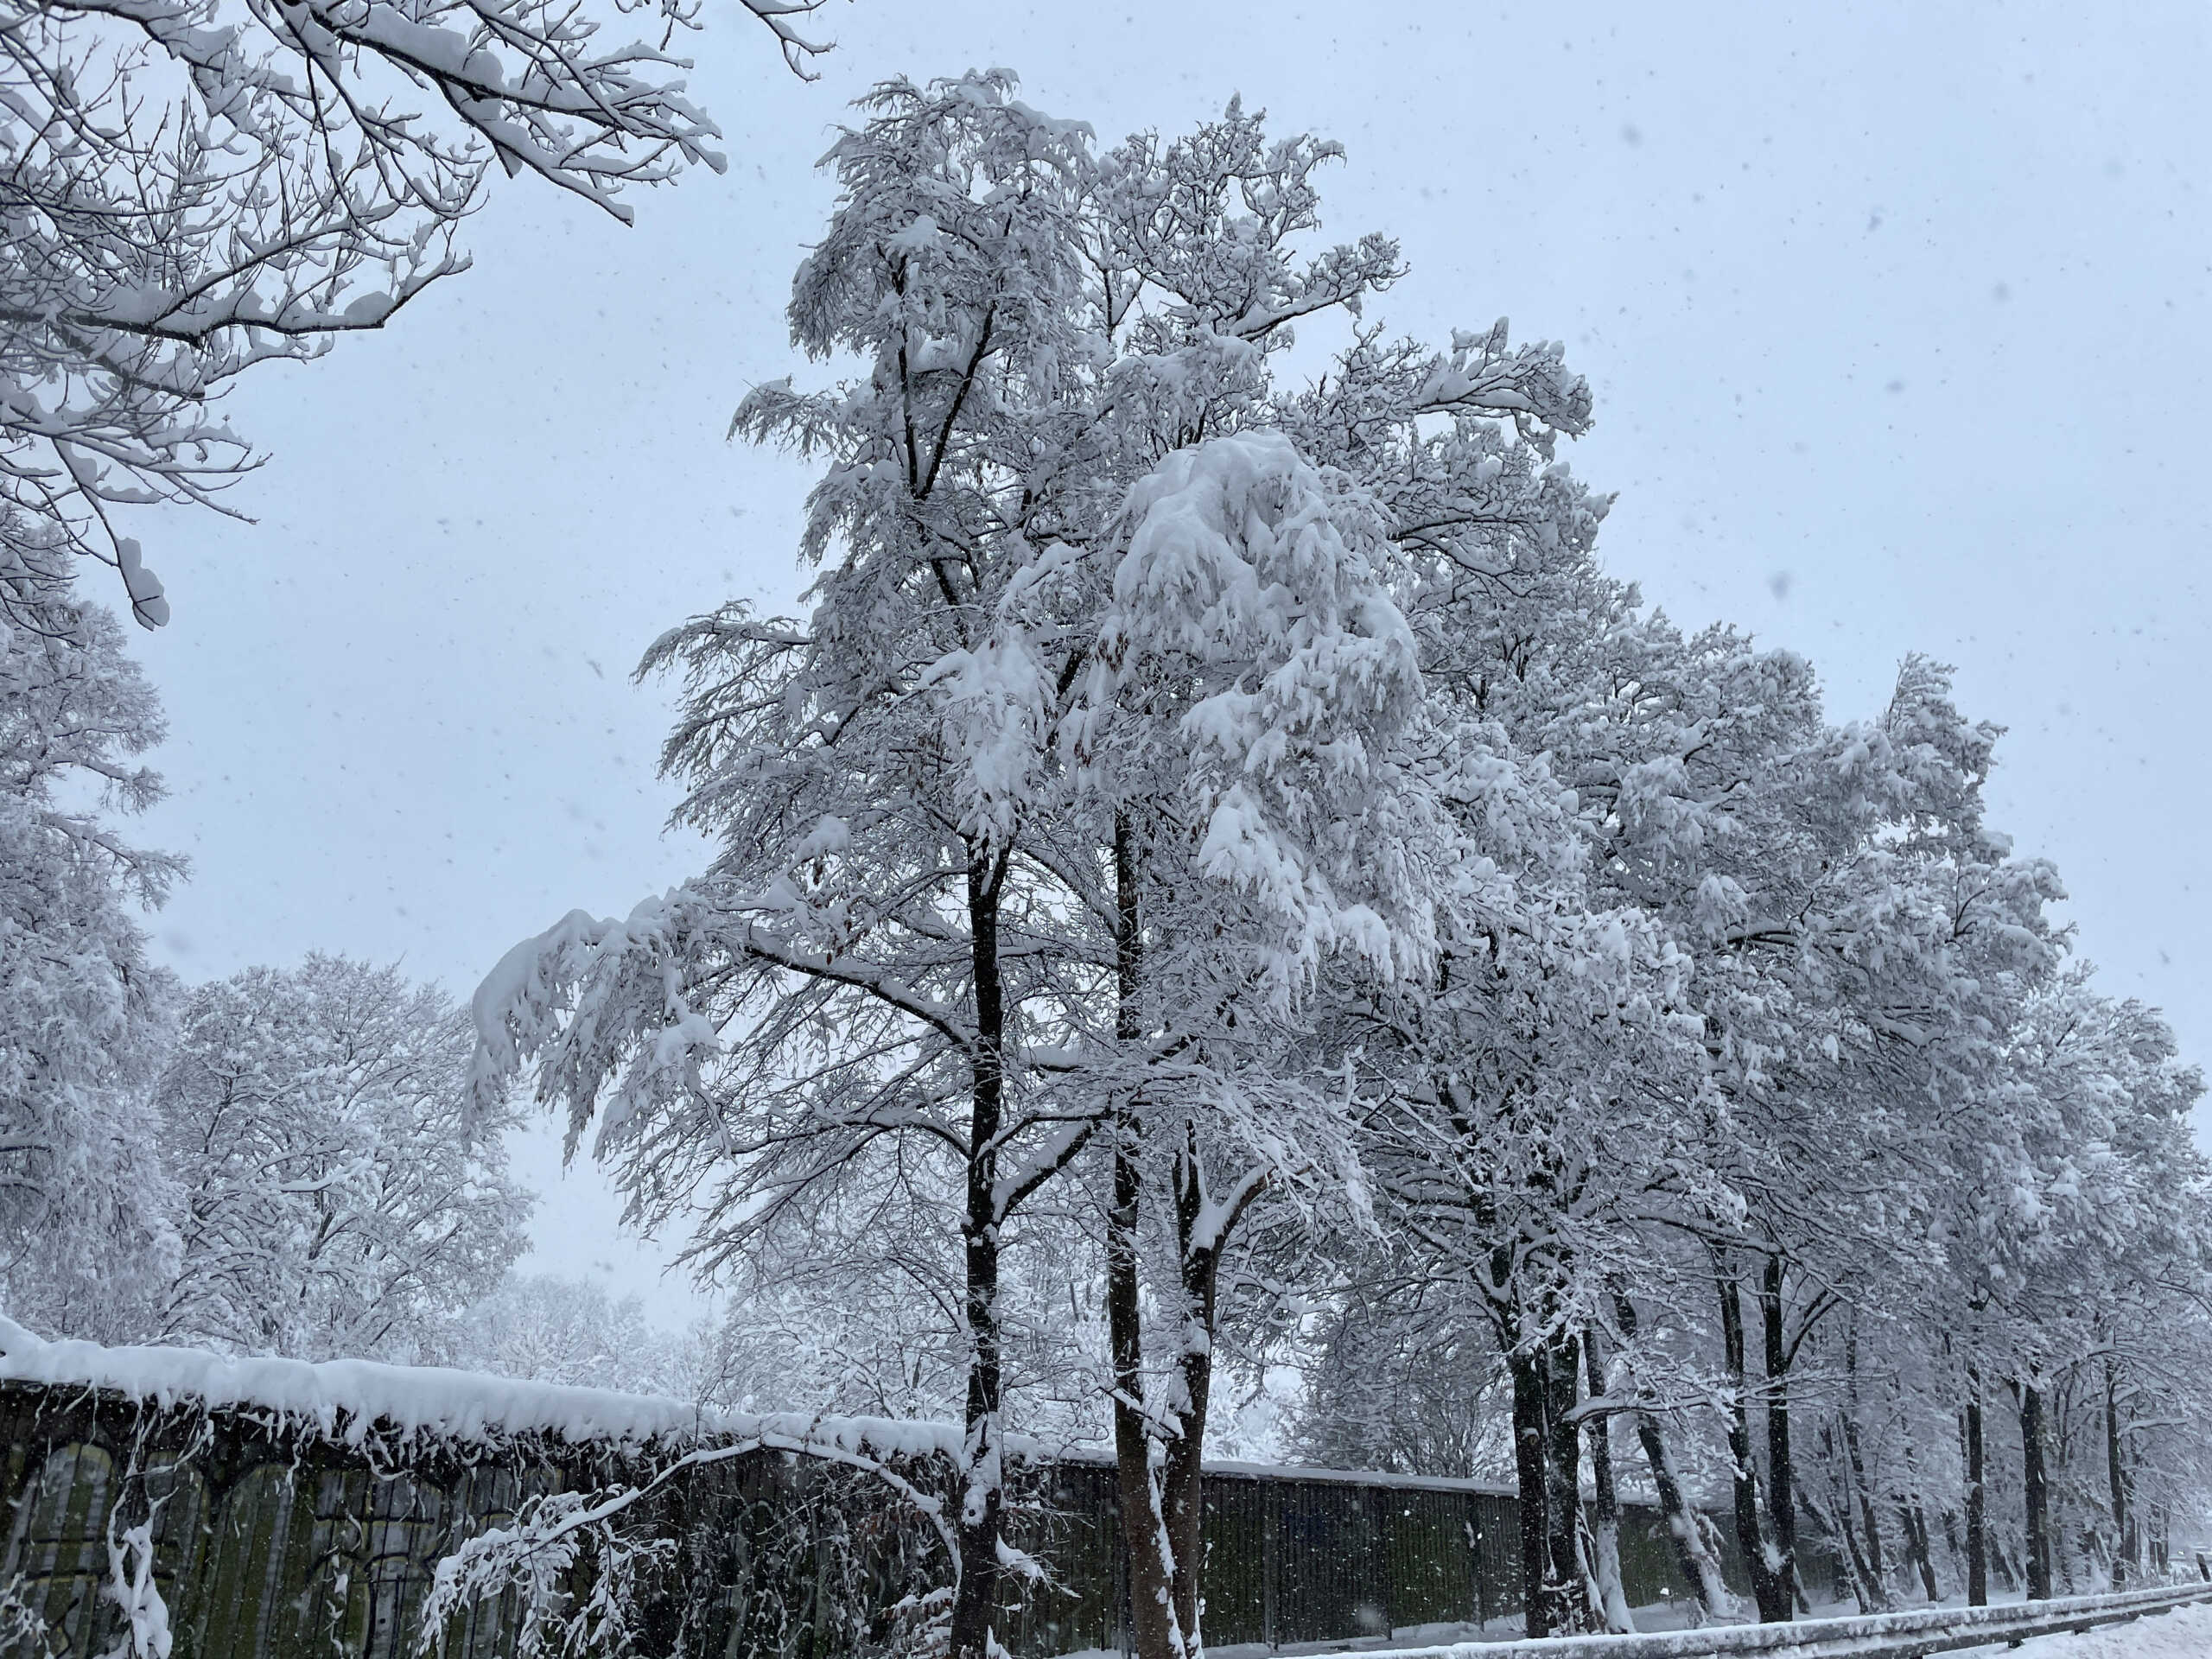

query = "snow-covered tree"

[468,78,1446,1659]
[0,594,179,1342]
[2,0,835,629]
[1936,970,2210,1600]
[1078,428,1440,1659]
[155,954,531,1360]
[474,74,1115,1659]
[433,1271,690,1395]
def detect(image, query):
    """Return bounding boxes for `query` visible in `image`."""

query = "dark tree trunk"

[1583,1333,1630,1631]
[1758,1255,1800,1618]
[1634,1414,1724,1618]
[1899,1504,1941,1602]
[1844,1436,1887,1605]
[1964,1370,1988,1607]
[1106,817,1180,1659]
[1613,1291,1729,1620]
[1510,1344,1554,1637]
[1841,1334,1889,1608]
[1108,1126,1179,1659]
[1808,1464,1878,1614]
[950,855,1009,1659]
[1991,1533,2023,1593]
[2020,1380,2052,1600]
[1717,1263,1787,1622]
[1541,1332,1594,1632]
[2106,1365,2133,1589]
[1108,1143,1178,1659]
[1164,1128,1251,1656]
[1160,1255,1211,1653]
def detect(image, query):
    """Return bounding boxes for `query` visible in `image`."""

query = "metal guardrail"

[1351,1580,2212,1658]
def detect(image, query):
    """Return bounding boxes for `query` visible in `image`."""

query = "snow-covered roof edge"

[0,1319,1516,1497]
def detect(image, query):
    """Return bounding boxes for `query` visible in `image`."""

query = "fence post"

[1261,1478,1279,1648]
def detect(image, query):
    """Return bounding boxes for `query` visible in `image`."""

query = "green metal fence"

[1,1379,1785,1658]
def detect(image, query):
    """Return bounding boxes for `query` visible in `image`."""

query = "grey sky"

[126,2,2211,1325]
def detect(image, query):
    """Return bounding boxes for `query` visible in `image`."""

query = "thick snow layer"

[0,1316,967,1459]
[1980,1599,2212,1656]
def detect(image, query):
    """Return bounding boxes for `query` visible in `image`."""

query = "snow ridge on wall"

[0,1316,966,1460]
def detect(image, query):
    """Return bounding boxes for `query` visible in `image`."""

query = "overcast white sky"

[121,1,2210,1327]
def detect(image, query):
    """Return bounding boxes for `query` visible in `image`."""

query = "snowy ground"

[1090,1593,2212,1658]
[1962,1599,2212,1656]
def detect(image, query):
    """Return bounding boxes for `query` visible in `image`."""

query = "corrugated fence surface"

[1,1381,1787,1658]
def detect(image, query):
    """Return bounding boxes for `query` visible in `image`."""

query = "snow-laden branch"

[3,0,836,623]
[418,1428,957,1658]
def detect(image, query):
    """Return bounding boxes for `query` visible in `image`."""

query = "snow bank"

[1991,1599,2212,1657]
[0,1316,967,1460]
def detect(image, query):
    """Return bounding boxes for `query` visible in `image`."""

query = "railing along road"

[1356,1580,2212,1658]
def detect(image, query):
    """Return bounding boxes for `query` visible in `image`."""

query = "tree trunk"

[1612,1291,1732,1621]
[1109,1122,1179,1659]
[1758,1254,1800,1618]
[1964,1370,1988,1607]
[2106,1365,2133,1589]
[2019,1380,2052,1600]
[1160,1268,1211,1656]
[1806,1465,1877,1614]
[1509,1344,1554,1637]
[1583,1332,1634,1633]
[1163,1128,1247,1658]
[1841,1334,1890,1608]
[949,855,1009,1659]
[1991,1532,2023,1592]
[1106,817,1182,1659]
[1718,1263,1787,1622]
[1635,1414,1732,1621]
[1542,1332,1598,1633]
[1899,1504,1941,1602]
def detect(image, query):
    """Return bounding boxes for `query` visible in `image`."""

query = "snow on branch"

[3,0,836,623]
[417,1429,957,1658]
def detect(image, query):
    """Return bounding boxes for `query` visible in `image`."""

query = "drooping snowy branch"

[418,1428,957,1659]
[1,0,835,628]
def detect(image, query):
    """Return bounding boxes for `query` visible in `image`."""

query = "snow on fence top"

[0,1316,965,1461]
[0,1318,1527,1497]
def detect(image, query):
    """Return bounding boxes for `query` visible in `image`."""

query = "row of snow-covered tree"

[6,55,2209,1656]
[459,75,2212,1651]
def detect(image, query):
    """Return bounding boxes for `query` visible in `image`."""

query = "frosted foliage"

[153,956,531,1361]
[1090,431,1429,996]
[0,0,830,628]
[0,601,180,1344]
[431,1272,687,1397]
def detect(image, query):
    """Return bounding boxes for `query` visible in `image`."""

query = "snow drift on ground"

[1986,1599,2212,1656]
